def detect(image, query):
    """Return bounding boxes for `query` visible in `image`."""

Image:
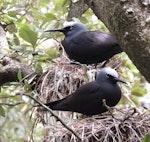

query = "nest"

[35,62,93,102]
[41,108,150,142]
[33,55,150,142]
[35,58,98,120]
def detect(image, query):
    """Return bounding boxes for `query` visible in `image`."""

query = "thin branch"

[20,93,83,142]
[29,119,36,142]
[0,57,36,87]
[0,101,25,106]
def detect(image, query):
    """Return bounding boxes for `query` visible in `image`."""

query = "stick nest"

[34,56,150,142]
[35,56,120,104]
[42,108,150,142]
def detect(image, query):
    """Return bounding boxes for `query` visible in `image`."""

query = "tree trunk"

[85,0,150,82]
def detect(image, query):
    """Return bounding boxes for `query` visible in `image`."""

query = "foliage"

[142,134,150,142]
[0,0,149,141]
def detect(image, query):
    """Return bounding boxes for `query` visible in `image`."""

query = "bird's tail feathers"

[43,97,67,110]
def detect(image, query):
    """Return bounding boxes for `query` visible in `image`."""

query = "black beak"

[45,28,64,33]
[114,77,127,84]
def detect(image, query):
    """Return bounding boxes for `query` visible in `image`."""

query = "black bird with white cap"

[45,67,126,116]
[45,22,123,64]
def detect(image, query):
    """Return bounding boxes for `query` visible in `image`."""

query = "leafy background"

[0,0,149,141]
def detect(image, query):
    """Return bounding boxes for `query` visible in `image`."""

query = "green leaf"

[33,62,43,74]
[45,13,57,21]
[6,23,17,33]
[54,0,68,11]
[131,84,147,97]
[0,105,5,117]
[62,0,69,7]
[0,54,5,59]
[142,134,150,142]
[36,48,59,62]
[45,47,60,58]
[13,34,20,45]
[18,23,37,47]
[10,45,22,52]
[17,70,22,81]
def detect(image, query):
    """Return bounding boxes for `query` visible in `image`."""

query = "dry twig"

[20,93,83,141]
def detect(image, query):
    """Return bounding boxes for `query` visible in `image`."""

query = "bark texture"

[85,0,150,82]
[0,57,37,87]
[67,0,89,21]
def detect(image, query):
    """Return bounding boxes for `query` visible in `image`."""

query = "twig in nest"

[122,107,137,121]
[45,108,150,142]
[103,99,138,123]
[18,93,83,142]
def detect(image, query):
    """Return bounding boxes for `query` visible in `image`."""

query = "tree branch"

[85,0,150,82]
[0,102,25,107]
[67,0,89,21]
[0,57,37,87]
[20,93,83,142]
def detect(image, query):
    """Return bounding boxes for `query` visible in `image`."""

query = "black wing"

[62,31,122,64]
[45,82,106,115]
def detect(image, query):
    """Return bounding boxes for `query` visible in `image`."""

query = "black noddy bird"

[45,22,123,64]
[45,67,126,116]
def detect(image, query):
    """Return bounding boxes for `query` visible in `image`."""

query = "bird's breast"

[102,84,121,107]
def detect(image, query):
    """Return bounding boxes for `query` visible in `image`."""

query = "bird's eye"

[64,26,73,30]
[106,74,113,78]
[70,26,74,29]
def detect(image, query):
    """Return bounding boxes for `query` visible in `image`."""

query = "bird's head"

[45,21,87,37]
[96,67,126,84]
